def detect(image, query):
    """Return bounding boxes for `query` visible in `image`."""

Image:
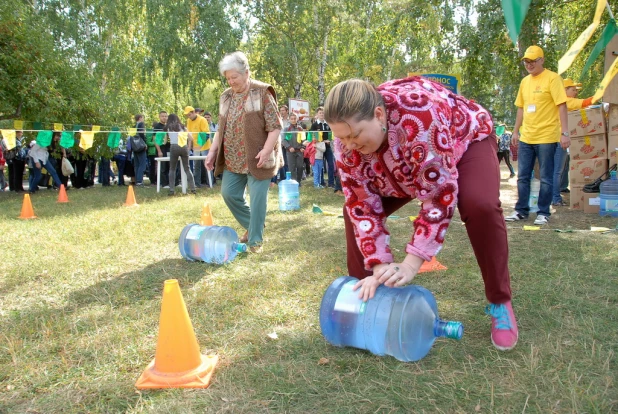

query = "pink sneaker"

[485,301,518,351]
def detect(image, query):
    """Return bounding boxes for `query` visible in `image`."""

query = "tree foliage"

[0,0,613,129]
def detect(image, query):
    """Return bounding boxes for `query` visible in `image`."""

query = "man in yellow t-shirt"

[184,106,211,188]
[505,45,569,225]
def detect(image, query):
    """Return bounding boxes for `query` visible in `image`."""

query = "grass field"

[0,169,617,413]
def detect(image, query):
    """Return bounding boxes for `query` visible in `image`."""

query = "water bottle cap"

[443,321,463,340]
[286,171,292,179]
[236,243,247,253]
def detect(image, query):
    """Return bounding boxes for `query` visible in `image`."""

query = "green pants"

[221,169,270,247]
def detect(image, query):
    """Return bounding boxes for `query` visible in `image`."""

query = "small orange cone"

[19,194,37,219]
[57,185,69,203]
[199,203,214,226]
[418,257,448,273]
[124,185,138,207]
[135,279,218,389]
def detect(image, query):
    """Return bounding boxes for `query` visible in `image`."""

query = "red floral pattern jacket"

[335,77,493,269]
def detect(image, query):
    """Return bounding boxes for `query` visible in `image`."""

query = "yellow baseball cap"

[563,78,582,89]
[183,106,195,115]
[521,45,544,61]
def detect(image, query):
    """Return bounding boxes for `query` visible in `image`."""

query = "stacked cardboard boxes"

[567,105,608,211]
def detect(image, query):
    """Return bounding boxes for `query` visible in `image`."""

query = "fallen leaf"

[267,331,278,339]
[318,357,329,365]
[475,403,481,411]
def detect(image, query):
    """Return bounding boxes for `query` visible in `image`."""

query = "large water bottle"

[178,224,247,264]
[599,170,618,217]
[279,171,300,211]
[529,178,540,213]
[319,276,463,362]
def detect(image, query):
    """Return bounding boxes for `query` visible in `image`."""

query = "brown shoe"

[249,245,263,254]
[240,231,248,243]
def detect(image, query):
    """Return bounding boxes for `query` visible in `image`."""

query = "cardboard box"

[608,132,618,164]
[570,185,585,210]
[607,104,618,135]
[567,106,606,138]
[570,133,607,160]
[569,158,609,185]
[583,192,601,214]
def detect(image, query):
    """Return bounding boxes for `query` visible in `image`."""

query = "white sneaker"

[533,215,549,225]
[505,212,527,222]
[163,185,170,189]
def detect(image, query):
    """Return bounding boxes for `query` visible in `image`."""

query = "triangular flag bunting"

[107,127,121,148]
[178,132,188,147]
[36,130,53,147]
[14,120,24,130]
[60,131,75,148]
[582,19,618,79]
[54,123,63,131]
[155,131,166,145]
[501,0,532,45]
[80,131,94,150]
[1,130,16,150]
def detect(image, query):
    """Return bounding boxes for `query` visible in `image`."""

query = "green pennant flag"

[496,125,506,136]
[582,19,618,79]
[107,127,121,149]
[502,0,532,45]
[146,129,154,139]
[73,124,81,131]
[306,131,314,142]
[33,121,43,131]
[36,130,53,147]
[60,131,75,148]
[285,132,292,141]
[197,132,209,147]
[155,131,166,145]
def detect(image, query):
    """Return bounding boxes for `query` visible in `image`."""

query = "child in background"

[0,142,6,191]
[311,139,326,188]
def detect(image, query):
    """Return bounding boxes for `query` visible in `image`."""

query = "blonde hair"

[324,79,384,124]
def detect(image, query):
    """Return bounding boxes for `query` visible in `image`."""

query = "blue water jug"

[279,171,300,211]
[178,224,247,264]
[320,276,463,362]
[599,170,618,217]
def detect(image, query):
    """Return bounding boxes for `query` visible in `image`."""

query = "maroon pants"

[343,137,512,304]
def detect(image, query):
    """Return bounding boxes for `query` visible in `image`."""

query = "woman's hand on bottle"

[376,255,424,288]
[352,275,381,302]
[205,149,217,170]
[255,147,273,168]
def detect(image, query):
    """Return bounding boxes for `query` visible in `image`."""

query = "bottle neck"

[434,319,463,340]
[234,242,247,253]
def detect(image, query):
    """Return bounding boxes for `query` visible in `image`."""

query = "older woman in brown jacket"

[205,51,283,253]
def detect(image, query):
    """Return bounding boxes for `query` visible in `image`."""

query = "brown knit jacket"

[214,80,284,180]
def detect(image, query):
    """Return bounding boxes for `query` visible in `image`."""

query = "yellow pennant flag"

[54,123,63,131]
[558,0,607,75]
[178,131,188,147]
[14,120,24,130]
[318,131,323,142]
[92,125,100,133]
[593,55,618,102]
[128,128,137,136]
[79,131,94,150]
[1,130,17,150]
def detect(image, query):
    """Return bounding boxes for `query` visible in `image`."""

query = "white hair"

[219,51,250,76]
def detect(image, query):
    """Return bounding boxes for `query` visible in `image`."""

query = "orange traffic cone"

[124,185,138,207]
[199,203,213,226]
[57,185,69,203]
[418,257,448,274]
[135,279,218,389]
[19,194,37,219]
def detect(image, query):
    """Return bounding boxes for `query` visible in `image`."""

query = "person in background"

[185,106,211,188]
[2,130,27,192]
[204,51,283,253]
[153,110,170,188]
[49,132,69,188]
[311,107,334,187]
[282,113,305,185]
[496,124,516,178]
[113,138,128,186]
[324,77,518,352]
[558,79,596,195]
[204,111,218,132]
[145,125,158,186]
[165,113,196,195]
[310,137,326,188]
[28,141,62,194]
[132,114,148,187]
[0,141,6,191]
[505,45,569,225]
